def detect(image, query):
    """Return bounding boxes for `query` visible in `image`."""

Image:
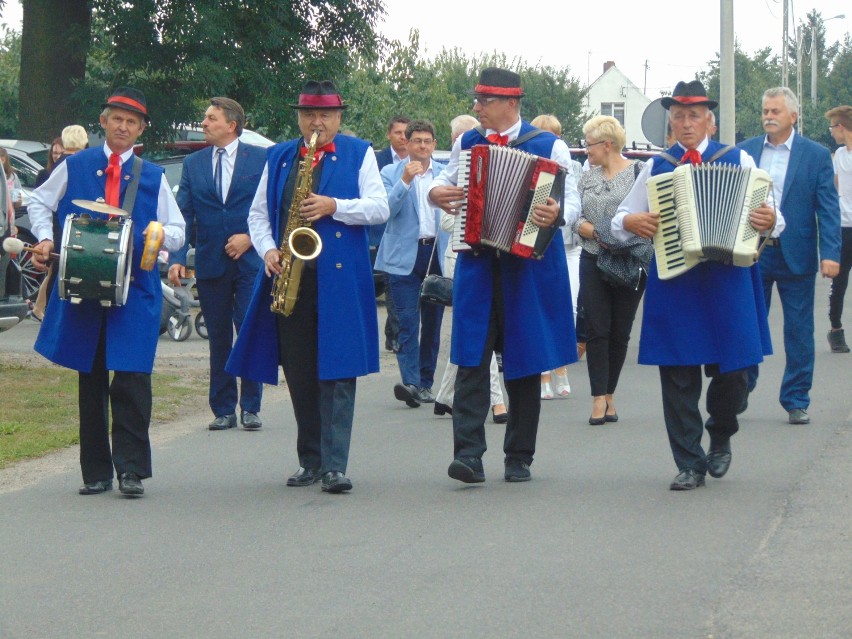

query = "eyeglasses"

[473,96,502,106]
[829,123,842,130]
[584,140,606,148]
[409,137,435,146]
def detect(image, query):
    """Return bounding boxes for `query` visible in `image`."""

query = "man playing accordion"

[429,67,580,484]
[612,80,784,491]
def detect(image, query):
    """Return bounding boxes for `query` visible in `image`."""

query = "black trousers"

[276,267,356,474]
[659,364,746,474]
[78,321,152,482]
[579,250,645,396]
[829,227,852,329]
[452,254,541,465]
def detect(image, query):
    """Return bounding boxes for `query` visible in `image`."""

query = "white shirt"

[759,129,796,205]
[211,137,240,203]
[248,141,390,259]
[429,117,581,230]
[28,144,185,251]
[397,158,438,239]
[611,137,784,241]
[833,145,852,227]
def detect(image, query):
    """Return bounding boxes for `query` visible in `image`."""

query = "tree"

[13,0,385,144]
[0,25,20,136]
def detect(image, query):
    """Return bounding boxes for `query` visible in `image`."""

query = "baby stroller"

[158,250,207,342]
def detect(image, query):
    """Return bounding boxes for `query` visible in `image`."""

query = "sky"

[1,0,849,98]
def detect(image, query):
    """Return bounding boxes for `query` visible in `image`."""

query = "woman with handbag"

[573,116,650,425]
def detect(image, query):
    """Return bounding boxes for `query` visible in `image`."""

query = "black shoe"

[706,444,732,479]
[394,383,421,408]
[321,471,353,493]
[736,394,749,415]
[385,338,400,353]
[788,408,810,424]
[118,472,144,497]
[78,479,113,495]
[209,414,237,430]
[491,408,508,424]
[669,469,705,491]
[588,414,606,425]
[504,458,531,482]
[286,467,321,487]
[241,412,262,430]
[416,387,435,403]
[434,402,453,416]
[447,457,485,483]
[828,329,850,353]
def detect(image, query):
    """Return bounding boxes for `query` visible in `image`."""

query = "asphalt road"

[1,279,851,638]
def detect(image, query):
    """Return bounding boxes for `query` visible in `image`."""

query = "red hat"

[290,80,348,110]
[102,86,150,122]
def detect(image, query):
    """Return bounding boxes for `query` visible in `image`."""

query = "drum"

[58,214,134,307]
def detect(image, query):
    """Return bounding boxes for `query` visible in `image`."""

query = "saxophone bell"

[288,227,322,261]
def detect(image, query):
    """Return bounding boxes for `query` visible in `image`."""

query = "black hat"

[470,67,524,98]
[661,80,718,110]
[290,80,348,110]
[102,86,150,122]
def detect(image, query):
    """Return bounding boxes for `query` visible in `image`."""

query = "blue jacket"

[451,122,576,380]
[638,140,772,372]
[35,147,165,373]
[739,133,840,275]
[374,158,449,276]
[226,134,382,383]
[170,141,265,279]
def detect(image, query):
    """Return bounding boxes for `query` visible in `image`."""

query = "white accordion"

[646,163,773,280]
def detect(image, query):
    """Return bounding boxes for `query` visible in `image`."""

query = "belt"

[764,237,780,247]
[418,237,435,246]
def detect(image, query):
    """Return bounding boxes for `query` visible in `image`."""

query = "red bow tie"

[486,133,509,147]
[300,141,335,167]
[680,148,702,165]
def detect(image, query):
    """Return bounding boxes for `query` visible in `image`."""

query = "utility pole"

[643,59,650,95]
[796,24,804,134]
[719,0,735,144]
[811,15,818,105]
[782,0,789,87]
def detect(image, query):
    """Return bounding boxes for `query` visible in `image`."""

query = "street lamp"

[812,14,845,105]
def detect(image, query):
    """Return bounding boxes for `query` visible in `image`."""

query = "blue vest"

[227,134,381,383]
[34,147,165,373]
[639,140,772,371]
[451,122,576,379]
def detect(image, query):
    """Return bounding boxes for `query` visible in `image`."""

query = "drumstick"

[2,237,60,261]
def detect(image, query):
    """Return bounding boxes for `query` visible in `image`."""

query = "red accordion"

[453,144,566,259]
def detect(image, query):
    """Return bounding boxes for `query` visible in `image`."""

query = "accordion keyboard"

[647,172,699,279]
[452,150,472,252]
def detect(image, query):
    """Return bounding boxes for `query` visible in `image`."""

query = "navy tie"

[214,147,225,201]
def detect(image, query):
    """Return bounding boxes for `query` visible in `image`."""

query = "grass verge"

[0,360,206,469]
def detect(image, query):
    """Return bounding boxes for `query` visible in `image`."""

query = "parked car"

[0,162,30,332]
[0,139,50,168]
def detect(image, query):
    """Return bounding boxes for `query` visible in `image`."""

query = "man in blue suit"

[375,119,448,408]
[168,97,266,431]
[371,115,410,354]
[740,87,841,425]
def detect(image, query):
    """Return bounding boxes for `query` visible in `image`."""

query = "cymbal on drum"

[71,199,129,217]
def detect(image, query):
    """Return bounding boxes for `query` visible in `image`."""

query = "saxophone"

[270,130,323,317]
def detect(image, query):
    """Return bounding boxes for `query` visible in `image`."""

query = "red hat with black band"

[661,80,718,110]
[102,86,150,123]
[470,67,525,99]
[291,80,348,110]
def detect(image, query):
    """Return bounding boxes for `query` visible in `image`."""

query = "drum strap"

[120,155,144,215]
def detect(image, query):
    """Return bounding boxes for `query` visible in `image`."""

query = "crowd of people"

[22,68,849,497]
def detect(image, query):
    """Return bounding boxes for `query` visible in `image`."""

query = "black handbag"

[419,240,453,306]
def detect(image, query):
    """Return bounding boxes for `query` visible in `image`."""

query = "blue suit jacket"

[374,159,448,276]
[171,141,266,279]
[739,133,840,275]
[375,147,394,170]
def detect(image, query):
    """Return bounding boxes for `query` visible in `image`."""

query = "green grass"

[0,361,206,468]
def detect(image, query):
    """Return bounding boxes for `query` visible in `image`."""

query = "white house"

[586,61,652,148]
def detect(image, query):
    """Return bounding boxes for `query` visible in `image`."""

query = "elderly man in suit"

[375,119,449,407]
[740,87,841,425]
[168,97,267,431]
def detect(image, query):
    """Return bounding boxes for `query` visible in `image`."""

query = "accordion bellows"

[647,163,773,280]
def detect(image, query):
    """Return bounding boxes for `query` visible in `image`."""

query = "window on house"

[601,102,625,127]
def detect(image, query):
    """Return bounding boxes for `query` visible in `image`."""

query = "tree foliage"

[0,25,20,136]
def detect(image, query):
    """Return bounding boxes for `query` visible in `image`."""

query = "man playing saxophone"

[227,80,389,493]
